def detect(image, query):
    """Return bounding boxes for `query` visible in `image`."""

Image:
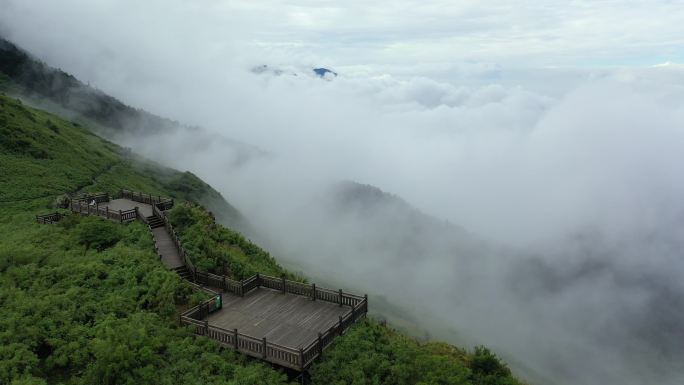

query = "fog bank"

[3,1,684,384]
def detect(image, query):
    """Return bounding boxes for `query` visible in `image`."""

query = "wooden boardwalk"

[66,189,368,371]
[207,287,350,348]
[152,226,184,269]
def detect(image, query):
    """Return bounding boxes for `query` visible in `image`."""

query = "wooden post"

[312,283,316,301]
[240,280,245,297]
[256,272,260,287]
[338,289,343,306]
[364,294,368,312]
[106,207,110,219]
[233,328,238,350]
[338,316,343,335]
[119,210,122,224]
[262,337,268,358]
[299,347,304,371]
[135,206,139,220]
[318,332,323,356]
[204,319,209,335]
[222,276,226,290]
[282,277,286,293]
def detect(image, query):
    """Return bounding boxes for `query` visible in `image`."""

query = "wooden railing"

[73,192,109,205]
[182,292,222,320]
[36,212,63,224]
[67,189,175,225]
[69,200,137,223]
[179,314,306,369]
[178,318,306,369]
[121,189,174,210]
[305,296,368,365]
[259,273,366,308]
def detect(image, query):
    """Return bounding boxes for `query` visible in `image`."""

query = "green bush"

[167,204,298,280]
[310,320,522,385]
[469,346,516,385]
[73,217,123,251]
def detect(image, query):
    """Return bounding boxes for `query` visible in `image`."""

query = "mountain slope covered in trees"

[0,93,523,384]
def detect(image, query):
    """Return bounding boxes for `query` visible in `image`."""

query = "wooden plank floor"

[105,198,153,217]
[207,288,352,348]
[152,227,184,268]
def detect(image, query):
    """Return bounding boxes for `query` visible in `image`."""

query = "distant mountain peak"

[250,64,338,79]
[313,67,337,78]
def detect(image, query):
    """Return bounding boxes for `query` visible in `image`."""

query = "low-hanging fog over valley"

[2,1,684,384]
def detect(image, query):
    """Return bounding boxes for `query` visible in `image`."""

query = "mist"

[3,1,684,384]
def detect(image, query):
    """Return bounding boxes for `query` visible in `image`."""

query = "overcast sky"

[2,1,684,73]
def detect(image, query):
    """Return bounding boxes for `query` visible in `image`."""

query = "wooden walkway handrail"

[184,279,220,297]
[121,189,174,209]
[179,315,306,369]
[69,200,137,224]
[72,192,110,205]
[36,212,63,224]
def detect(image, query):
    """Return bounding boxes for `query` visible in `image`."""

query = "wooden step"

[147,216,165,229]
[172,265,192,279]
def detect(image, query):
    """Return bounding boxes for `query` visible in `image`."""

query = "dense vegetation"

[312,320,521,385]
[0,213,294,385]
[0,95,289,384]
[167,203,297,280]
[0,94,524,384]
[0,93,233,210]
[0,38,248,230]
[0,38,174,134]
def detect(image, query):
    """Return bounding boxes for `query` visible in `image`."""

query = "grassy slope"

[0,37,248,231]
[0,94,289,385]
[0,94,524,385]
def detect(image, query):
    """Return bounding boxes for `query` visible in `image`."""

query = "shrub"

[73,217,123,251]
[167,203,297,280]
[469,346,515,385]
[46,119,58,133]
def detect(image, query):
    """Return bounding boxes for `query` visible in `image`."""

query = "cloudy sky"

[2,2,684,385]
[3,1,684,73]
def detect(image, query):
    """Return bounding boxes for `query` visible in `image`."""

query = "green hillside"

[0,94,523,384]
[0,95,291,384]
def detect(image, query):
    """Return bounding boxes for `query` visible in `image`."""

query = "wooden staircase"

[147,215,164,229]
[172,265,193,281]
